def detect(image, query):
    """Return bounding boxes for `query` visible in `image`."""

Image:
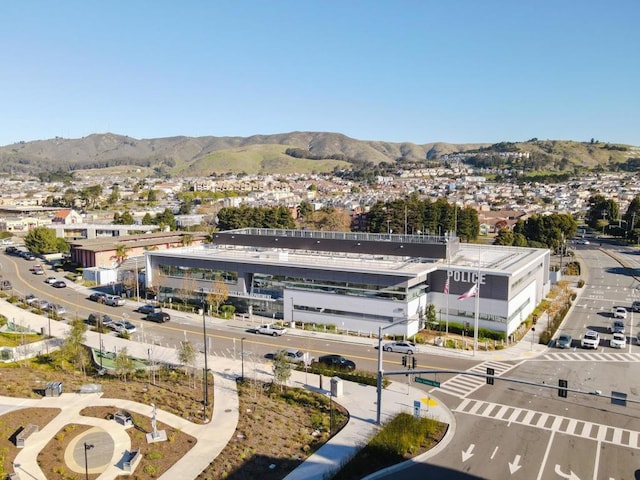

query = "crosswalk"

[433,360,515,398]
[456,398,640,449]
[543,352,640,362]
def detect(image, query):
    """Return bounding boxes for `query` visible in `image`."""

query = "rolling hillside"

[0,132,636,176]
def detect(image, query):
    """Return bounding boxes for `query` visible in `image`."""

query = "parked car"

[610,333,626,349]
[47,303,66,316]
[317,354,356,371]
[382,341,417,354]
[137,304,162,314]
[275,348,314,365]
[146,311,170,323]
[556,333,573,349]
[22,252,36,261]
[613,307,628,319]
[24,294,39,305]
[31,299,50,310]
[608,319,625,334]
[89,292,107,303]
[580,330,600,349]
[52,280,67,288]
[104,294,125,307]
[112,320,137,335]
[87,313,115,328]
[633,300,640,313]
[256,324,287,336]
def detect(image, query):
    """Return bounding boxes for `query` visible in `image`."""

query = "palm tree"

[113,244,129,266]
[204,227,218,244]
[181,234,194,247]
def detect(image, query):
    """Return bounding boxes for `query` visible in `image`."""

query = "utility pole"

[201,288,209,421]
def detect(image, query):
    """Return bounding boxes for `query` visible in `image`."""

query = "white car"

[610,333,626,349]
[576,239,590,245]
[112,320,137,335]
[382,341,417,354]
[44,276,57,284]
[256,324,287,336]
[613,307,628,319]
[275,348,314,365]
[580,330,600,349]
[104,294,125,307]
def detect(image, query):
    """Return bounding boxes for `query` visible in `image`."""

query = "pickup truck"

[256,324,287,336]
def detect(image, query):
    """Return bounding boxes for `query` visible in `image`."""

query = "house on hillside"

[52,209,83,225]
[478,210,527,235]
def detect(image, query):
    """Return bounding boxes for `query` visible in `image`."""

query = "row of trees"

[24,227,69,254]
[494,213,577,250]
[365,195,480,242]
[587,194,640,240]
[216,205,296,230]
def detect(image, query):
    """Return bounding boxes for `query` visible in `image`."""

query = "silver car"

[383,341,417,354]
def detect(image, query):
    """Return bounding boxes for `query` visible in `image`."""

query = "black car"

[52,280,67,288]
[137,304,162,314]
[317,354,356,371]
[89,292,107,303]
[146,311,170,323]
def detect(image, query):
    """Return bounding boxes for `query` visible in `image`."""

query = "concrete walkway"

[0,290,558,480]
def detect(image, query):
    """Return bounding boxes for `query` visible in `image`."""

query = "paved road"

[375,246,640,479]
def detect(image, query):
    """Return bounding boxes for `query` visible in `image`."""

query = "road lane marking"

[461,443,475,462]
[455,399,640,449]
[508,454,522,475]
[554,463,581,480]
[490,445,498,460]
[537,430,556,480]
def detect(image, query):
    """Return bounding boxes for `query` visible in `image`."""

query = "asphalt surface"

[1,286,551,480]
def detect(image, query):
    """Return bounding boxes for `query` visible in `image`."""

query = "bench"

[123,449,141,472]
[16,424,39,448]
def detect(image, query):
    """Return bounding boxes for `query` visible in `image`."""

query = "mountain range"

[0,132,636,176]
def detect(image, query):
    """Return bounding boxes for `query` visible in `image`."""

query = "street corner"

[421,396,439,407]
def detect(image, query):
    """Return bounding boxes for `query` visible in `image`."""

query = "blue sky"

[2,1,639,147]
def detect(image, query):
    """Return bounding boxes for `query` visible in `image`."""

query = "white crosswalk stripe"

[455,398,640,449]
[434,360,514,398]
[543,352,640,362]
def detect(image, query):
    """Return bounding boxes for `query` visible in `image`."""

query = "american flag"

[458,283,478,300]
[444,277,450,294]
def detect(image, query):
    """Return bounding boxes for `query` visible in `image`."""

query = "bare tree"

[61,318,88,375]
[177,340,197,388]
[115,347,134,382]
[207,276,229,315]
[272,350,292,392]
[178,272,197,311]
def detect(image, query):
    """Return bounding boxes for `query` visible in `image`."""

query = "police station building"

[144,228,550,338]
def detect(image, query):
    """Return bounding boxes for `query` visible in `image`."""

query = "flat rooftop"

[153,241,546,279]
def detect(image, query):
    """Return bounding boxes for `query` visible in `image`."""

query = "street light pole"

[201,288,209,421]
[84,442,94,480]
[240,337,246,382]
[98,323,103,369]
[328,392,334,436]
[47,309,52,355]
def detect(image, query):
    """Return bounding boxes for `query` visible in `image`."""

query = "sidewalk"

[0,292,553,480]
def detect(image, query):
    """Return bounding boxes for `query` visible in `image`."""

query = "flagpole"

[473,245,481,356]
[446,234,450,337]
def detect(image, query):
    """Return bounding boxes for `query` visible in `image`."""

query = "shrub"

[147,450,163,460]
